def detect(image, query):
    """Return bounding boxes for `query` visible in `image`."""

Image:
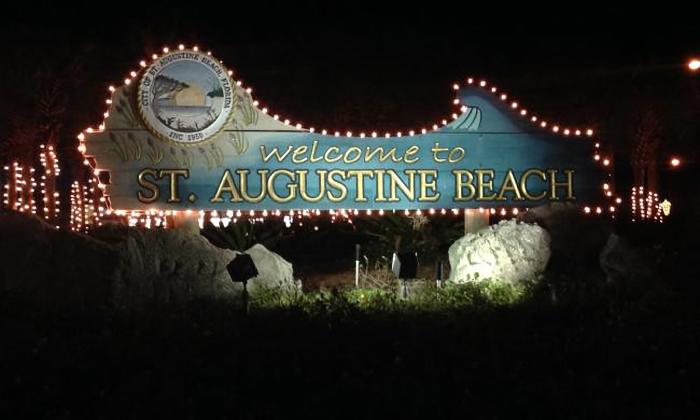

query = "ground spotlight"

[392,251,418,298]
[436,260,445,288]
[227,253,259,311]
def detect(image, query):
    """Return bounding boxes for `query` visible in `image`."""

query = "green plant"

[435,281,528,307]
[242,279,530,318]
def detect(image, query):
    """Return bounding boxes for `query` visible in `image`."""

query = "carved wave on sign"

[452,106,482,131]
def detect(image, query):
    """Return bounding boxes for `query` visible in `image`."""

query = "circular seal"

[138,50,234,145]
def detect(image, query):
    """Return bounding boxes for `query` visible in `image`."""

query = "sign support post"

[355,244,361,288]
[464,210,490,235]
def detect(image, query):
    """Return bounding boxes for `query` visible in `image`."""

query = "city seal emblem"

[138,49,234,145]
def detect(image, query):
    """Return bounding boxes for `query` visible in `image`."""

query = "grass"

[252,280,530,313]
[1,273,699,419]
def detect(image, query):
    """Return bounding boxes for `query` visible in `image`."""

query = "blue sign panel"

[81,49,606,212]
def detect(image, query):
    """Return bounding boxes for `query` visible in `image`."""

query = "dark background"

[2,5,700,418]
[1,2,698,159]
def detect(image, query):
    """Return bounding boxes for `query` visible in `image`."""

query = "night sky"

[1,2,698,165]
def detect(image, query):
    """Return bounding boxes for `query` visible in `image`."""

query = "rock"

[0,212,52,294]
[0,212,118,307]
[448,219,550,285]
[0,212,243,308]
[243,244,300,294]
[599,233,653,285]
[91,224,242,306]
[1,213,302,308]
[518,203,612,283]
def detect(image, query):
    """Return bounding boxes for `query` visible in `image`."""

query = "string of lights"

[3,163,36,215]
[631,186,663,223]
[69,177,105,233]
[38,144,61,225]
[72,44,620,229]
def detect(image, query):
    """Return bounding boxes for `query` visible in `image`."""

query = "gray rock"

[448,219,550,285]
[243,243,300,294]
[0,212,117,307]
[518,203,612,282]
[0,213,243,308]
[92,224,243,307]
[599,233,653,285]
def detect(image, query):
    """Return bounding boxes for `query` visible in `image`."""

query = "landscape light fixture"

[660,199,672,216]
[392,251,418,298]
[355,244,361,288]
[226,253,259,311]
[436,260,445,289]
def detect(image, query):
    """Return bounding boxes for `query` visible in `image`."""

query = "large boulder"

[243,243,300,294]
[518,203,612,283]
[0,212,244,308]
[91,223,242,306]
[599,233,653,285]
[0,212,117,306]
[448,219,551,285]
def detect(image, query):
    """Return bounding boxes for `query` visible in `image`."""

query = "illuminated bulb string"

[631,186,663,223]
[38,144,61,224]
[98,205,618,231]
[77,44,616,225]
[69,178,104,233]
[2,163,35,214]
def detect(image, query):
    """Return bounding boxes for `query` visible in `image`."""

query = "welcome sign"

[81,48,606,212]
